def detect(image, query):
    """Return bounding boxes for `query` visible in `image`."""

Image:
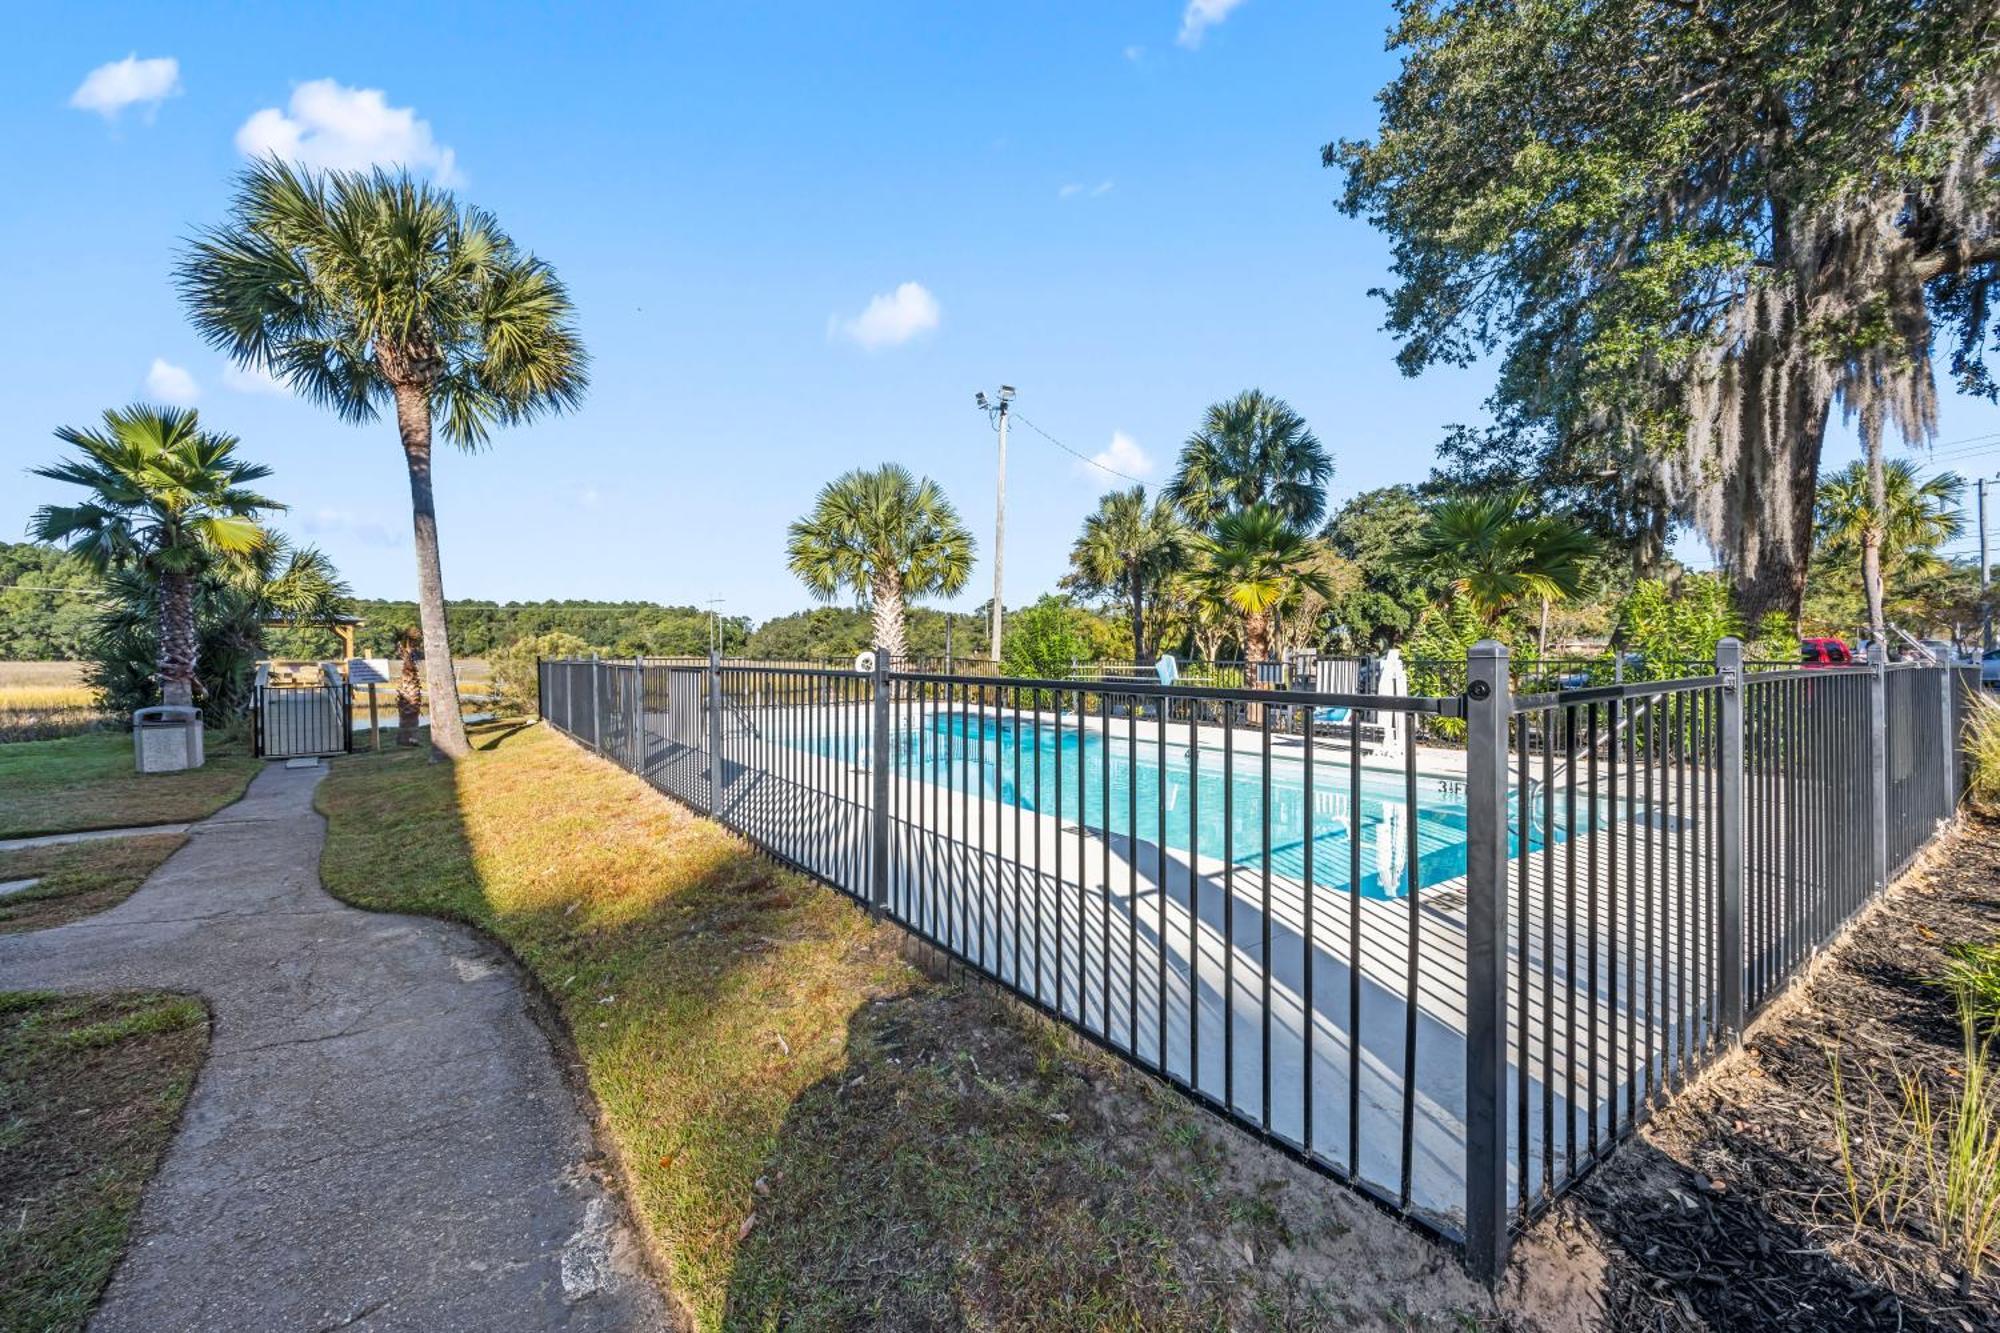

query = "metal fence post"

[1939,664,1958,818]
[633,655,645,774]
[590,653,602,753]
[1715,637,1745,1042]
[707,648,725,820]
[1462,639,1511,1285]
[869,645,892,916]
[1869,653,1889,893]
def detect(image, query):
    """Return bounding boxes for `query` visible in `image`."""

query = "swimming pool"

[841,709,1595,900]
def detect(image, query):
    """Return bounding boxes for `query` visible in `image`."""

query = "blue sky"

[8,2,2000,623]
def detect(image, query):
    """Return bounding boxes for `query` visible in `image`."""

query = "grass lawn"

[0,730,260,839]
[317,720,1485,1331]
[0,834,188,934]
[0,991,209,1332]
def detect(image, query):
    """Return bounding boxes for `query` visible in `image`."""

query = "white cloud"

[829,281,941,350]
[1060,180,1115,199]
[1178,0,1248,48]
[236,79,461,183]
[222,360,290,396]
[69,55,181,119]
[145,358,199,405]
[1079,431,1152,481]
[1124,45,1146,62]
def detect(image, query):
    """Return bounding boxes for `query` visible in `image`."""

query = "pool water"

[850,710,1597,900]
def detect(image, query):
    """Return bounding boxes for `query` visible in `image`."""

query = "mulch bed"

[1568,813,2000,1332]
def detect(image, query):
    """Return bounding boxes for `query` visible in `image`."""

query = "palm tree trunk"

[1244,611,1271,681]
[870,571,908,661]
[1537,596,1551,661]
[1129,569,1147,665]
[1863,434,1889,649]
[158,570,197,709]
[392,383,470,759]
[396,642,422,747]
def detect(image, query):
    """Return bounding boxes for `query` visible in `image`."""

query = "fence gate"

[254,663,353,759]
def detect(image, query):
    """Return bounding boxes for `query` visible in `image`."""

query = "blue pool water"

[844,711,1594,900]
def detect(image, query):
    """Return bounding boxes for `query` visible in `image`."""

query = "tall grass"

[1829,957,2000,1279]
[1965,694,2000,812]
[0,684,115,743]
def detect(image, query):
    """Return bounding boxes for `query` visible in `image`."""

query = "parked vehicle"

[1800,637,1855,667]
[1915,638,1964,665]
[1982,647,2000,686]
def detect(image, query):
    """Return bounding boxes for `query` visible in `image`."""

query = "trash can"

[133,705,205,773]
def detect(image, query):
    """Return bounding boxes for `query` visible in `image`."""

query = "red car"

[1800,637,1855,667]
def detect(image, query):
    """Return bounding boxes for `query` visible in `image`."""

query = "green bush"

[491,631,593,716]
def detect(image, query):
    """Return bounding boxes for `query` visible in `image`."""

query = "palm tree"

[1404,488,1597,655]
[87,537,351,722]
[393,625,424,748]
[259,541,354,642]
[1163,390,1332,530]
[1189,506,1334,667]
[30,404,278,709]
[177,158,586,759]
[1065,486,1187,662]
[1816,458,1964,641]
[786,465,975,660]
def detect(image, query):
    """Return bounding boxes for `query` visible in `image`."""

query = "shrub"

[491,631,592,716]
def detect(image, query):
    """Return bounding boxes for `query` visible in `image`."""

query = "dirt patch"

[1551,815,2000,1332]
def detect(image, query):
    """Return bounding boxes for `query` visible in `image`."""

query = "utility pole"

[975,385,1014,661]
[1980,476,1992,652]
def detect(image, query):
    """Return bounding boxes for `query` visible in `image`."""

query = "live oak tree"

[1333,1,2000,624]
[179,159,587,758]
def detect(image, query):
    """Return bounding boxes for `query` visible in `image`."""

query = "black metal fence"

[538,642,1977,1282]
[252,661,353,759]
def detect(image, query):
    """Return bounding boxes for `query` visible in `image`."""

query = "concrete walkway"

[0,762,671,1332]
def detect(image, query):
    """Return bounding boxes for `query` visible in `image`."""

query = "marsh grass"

[0,677,114,743]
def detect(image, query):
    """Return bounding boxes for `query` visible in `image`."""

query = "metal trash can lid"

[134,705,201,724]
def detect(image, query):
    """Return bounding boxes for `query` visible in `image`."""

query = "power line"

[2,583,106,598]
[1009,411,1149,484]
